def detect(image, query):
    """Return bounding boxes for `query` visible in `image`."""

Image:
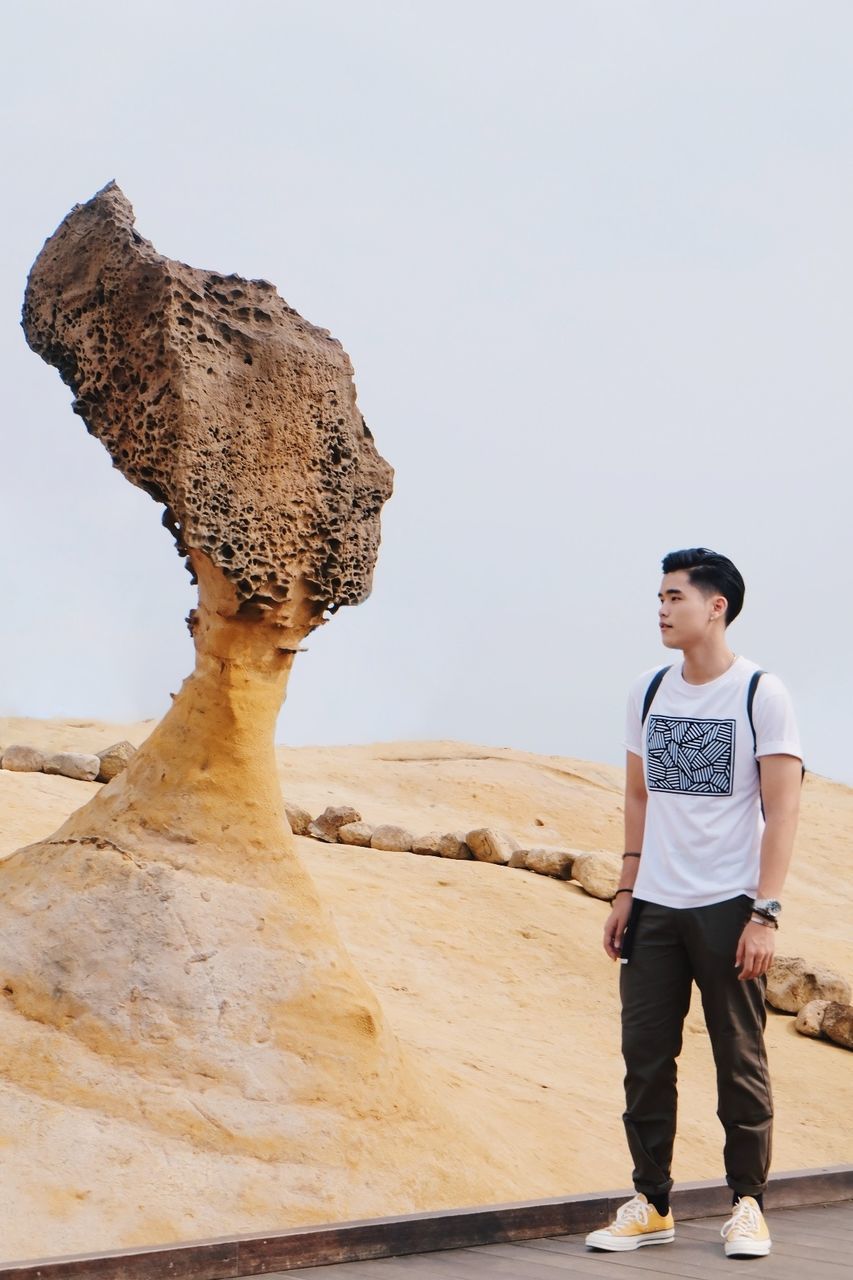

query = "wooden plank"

[766,1204,853,1236]
[0,1240,239,1280]
[677,1217,853,1268]
[522,1236,740,1278]
[471,1239,721,1279]
[3,1168,852,1280]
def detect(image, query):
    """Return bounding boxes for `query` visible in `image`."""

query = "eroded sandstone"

[1,185,507,1247]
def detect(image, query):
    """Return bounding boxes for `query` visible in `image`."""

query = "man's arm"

[603,751,646,960]
[735,753,802,980]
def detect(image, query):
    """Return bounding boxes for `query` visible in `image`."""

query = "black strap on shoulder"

[746,670,765,756]
[641,666,672,725]
[748,668,805,785]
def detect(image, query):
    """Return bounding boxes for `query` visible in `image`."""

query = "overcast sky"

[2,1,851,783]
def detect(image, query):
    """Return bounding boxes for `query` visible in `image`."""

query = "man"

[586,548,802,1259]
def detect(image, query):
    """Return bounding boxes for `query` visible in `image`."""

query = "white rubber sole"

[585,1227,675,1252]
[724,1237,772,1257]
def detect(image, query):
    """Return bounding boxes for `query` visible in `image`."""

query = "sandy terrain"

[0,717,851,1262]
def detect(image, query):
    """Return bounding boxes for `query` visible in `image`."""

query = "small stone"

[821,1002,853,1050]
[1,744,45,772]
[795,999,830,1039]
[522,848,576,879]
[466,828,520,865]
[508,850,529,869]
[412,832,443,856]
[766,956,852,1014]
[370,824,414,853]
[285,804,313,836]
[96,740,136,782]
[437,832,473,860]
[572,851,621,900]
[43,752,101,782]
[338,822,374,847]
[308,805,361,842]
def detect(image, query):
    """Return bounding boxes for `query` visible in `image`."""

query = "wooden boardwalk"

[277,1200,853,1279]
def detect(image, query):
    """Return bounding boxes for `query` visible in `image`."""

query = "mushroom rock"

[3,185,505,1249]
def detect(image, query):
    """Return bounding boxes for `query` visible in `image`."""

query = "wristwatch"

[752,897,782,923]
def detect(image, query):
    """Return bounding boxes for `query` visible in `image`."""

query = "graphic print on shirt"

[646,715,736,795]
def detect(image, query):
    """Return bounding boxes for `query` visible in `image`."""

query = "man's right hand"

[603,894,633,960]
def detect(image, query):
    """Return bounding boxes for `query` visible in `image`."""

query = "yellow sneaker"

[721,1196,771,1257]
[585,1193,675,1251]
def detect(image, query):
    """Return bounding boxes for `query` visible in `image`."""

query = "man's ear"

[711,593,728,621]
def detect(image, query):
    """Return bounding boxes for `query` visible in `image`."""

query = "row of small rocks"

[285,803,620,898]
[293,807,853,1052]
[0,741,136,783]
[10,760,851,1052]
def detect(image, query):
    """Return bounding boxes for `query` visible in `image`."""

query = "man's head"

[658,548,745,649]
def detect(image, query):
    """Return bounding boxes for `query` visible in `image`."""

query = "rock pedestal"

[2,184,505,1234]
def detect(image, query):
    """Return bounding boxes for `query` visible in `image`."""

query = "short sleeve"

[752,673,802,760]
[623,673,649,758]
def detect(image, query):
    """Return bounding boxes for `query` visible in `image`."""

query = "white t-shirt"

[624,656,802,909]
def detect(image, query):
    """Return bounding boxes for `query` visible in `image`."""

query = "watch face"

[756,899,781,916]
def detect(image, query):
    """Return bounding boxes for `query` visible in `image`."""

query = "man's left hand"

[735,921,776,981]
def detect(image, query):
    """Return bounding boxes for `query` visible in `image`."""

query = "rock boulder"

[766,956,852,1014]
[43,752,101,782]
[96,740,137,782]
[572,852,621,900]
[284,804,313,837]
[466,828,519,865]
[795,1000,830,1039]
[308,805,362,843]
[822,1002,853,1050]
[338,822,374,847]
[371,825,414,853]
[1,744,45,772]
[520,848,575,879]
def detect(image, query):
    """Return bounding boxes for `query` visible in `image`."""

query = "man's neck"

[680,641,737,685]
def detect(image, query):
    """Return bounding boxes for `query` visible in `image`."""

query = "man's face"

[658,570,727,649]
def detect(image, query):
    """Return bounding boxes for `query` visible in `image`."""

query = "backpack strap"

[747,669,806,790]
[746,670,765,757]
[641,666,673,725]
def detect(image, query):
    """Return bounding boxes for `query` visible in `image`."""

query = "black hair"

[661,547,745,625]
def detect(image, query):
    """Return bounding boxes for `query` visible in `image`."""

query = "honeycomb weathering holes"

[22,182,394,617]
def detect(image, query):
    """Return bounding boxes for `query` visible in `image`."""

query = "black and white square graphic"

[646,716,736,795]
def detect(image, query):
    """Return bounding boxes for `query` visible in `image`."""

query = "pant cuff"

[634,1178,674,1199]
[726,1176,768,1197]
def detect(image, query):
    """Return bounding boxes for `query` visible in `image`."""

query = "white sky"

[2,1,851,783]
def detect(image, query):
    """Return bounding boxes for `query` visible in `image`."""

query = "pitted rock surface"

[22,183,394,618]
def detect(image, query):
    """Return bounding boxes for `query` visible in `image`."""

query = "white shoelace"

[721,1198,762,1239]
[614,1195,651,1228]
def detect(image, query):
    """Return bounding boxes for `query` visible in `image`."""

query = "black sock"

[649,1195,670,1216]
[732,1193,764,1212]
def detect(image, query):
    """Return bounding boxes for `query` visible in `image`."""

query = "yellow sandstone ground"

[0,717,851,1262]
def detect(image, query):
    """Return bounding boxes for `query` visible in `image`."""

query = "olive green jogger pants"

[619,894,773,1200]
